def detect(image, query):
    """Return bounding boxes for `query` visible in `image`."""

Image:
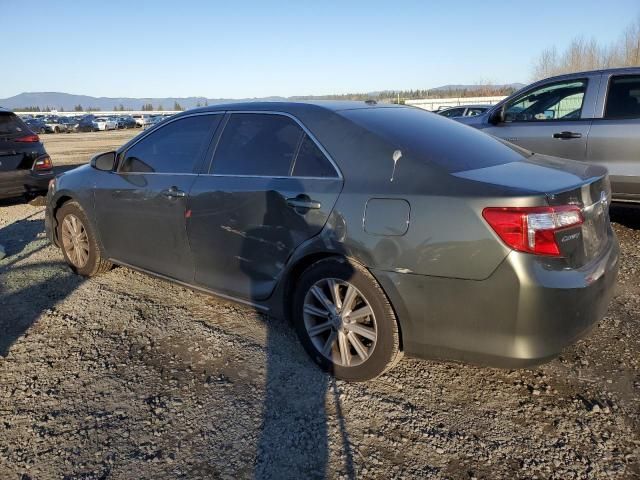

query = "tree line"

[533,15,640,79]
[292,84,518,103]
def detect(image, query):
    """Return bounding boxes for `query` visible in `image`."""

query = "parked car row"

[16,114,174,133]
[436,104,491,118]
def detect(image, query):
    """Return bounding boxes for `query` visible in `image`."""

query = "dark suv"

[0,108,55,200]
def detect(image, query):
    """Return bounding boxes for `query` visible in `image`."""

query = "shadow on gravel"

[0,260,83,357]
[245,183,355,479]
[0,211,46,258]
[0,215,84,357]
[610,204,640,230]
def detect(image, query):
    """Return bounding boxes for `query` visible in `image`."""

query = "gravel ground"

[0,195,639,478]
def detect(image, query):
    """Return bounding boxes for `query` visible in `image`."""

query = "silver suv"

[458,67,640,204]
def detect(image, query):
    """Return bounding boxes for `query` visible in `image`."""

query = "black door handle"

[553,131,582,139]
[286,195,321,211]
[162,187,186,198]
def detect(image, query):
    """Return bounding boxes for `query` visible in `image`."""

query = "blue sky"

[2,0,636,98]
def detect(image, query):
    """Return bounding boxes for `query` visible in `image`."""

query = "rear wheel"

[56,201,112,276]
[293,257,402,381]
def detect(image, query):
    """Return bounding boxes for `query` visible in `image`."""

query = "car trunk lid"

[455,155,612,266]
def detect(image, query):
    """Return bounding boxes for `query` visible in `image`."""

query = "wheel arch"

[49,194,75,246]
[281,251,404,352]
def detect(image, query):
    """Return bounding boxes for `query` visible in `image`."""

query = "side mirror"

[90,151,116,171]
[488,106,505,125]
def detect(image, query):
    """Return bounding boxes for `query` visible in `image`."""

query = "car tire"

[54,126,60,133]
[56,201,112,277]
[293,257,403,381]
[39,127,45,134]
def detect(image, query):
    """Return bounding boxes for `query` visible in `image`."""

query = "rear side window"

[0,113,27,136]
[292,135,338,178]
[605,75,640,119]
[342,107,528,173]
[212,113,302,176]
[120,115,219,174]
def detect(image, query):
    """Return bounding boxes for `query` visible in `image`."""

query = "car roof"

[183,100,403,116]
[530,66,640,85]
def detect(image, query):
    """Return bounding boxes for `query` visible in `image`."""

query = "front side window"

[213,113,302,176]
[120,115,219,174]
[605,75,640,119]
[504,79,587,122]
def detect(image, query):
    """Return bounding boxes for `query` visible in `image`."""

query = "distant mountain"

[0,84,525,111]
[0,92,287,112]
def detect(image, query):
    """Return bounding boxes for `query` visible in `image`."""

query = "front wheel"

[293,257,403,381]
[56,201,112,276]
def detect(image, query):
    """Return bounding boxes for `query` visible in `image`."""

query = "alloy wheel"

[303,278,378,367]
[61,214,90,268]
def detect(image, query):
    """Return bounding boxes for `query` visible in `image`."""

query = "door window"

[119,114,219,173]
[212,113,302,176]
[504,79,587,122]
[604,75,640,119]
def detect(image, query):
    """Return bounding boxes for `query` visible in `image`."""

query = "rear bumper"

[0,169,54,200]
[374,235,620,368]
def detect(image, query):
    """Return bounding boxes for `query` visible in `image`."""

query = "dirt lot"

[42,129,140,168]
[0,132,639,479]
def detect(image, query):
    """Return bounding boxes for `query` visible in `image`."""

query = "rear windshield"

[0,113,27,137]
[340,106,528,173]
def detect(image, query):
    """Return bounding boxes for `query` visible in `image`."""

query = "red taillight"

[482,205,583,257]
[15,134,40,143]
[33,155,53,171]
